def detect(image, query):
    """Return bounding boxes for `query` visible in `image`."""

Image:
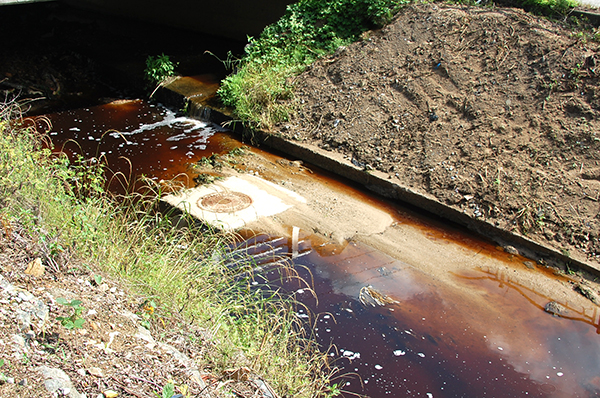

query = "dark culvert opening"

[0,1,246,115]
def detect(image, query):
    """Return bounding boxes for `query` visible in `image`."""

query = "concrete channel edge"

[157,83,600,280]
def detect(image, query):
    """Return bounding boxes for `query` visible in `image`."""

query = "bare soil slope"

[278,2,600,268]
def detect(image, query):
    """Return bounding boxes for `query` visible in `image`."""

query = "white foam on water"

[341,350,361,360]
[108,109,216,142]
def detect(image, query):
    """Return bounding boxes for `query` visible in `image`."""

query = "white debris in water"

[108,109,215,141]
[296,313,309,319]
[557,372,564,377]
[341,350,360,360]
[323,315,331,319]
[418,352,425,358]
[374,364,383,370]
[69,127,80,131]
[427,393,434,398]
[498,347,504,351]
[393,350,406,356]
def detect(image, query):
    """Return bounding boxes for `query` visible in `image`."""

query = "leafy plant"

[56,297,86,329]
[323,382,342,397]
[0,359,7,384]
[144,54,177,86]
[139,299,158,329]
[161,382,175,398]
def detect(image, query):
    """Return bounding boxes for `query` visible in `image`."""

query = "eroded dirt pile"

[279,2,600,266]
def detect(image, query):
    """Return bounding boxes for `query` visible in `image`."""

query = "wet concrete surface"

[42,100,600,397]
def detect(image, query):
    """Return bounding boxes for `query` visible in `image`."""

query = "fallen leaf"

[25,258,44,277]
[103,389,118,398]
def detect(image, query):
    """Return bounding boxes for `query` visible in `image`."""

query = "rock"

[24,257,45,277]
[134,325,156,349]
[88,367,104,377]
[103,389,119,398]
[523,261,535,269]
[37,366,85,398]
[16,295,49,332]
[544,301,568,317]
[159,342,205,388]
[12,333,27,358]
[574,283,600,304]
[503,245,519,255]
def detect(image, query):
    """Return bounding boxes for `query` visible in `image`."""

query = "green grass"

[0,100,334,397]
[218,0,408,130]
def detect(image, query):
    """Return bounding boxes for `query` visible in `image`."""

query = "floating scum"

[162,174,307,231]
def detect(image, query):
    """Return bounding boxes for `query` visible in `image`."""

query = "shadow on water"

[42,99,600,398]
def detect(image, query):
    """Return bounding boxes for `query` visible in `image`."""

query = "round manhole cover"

[197,192,253,213]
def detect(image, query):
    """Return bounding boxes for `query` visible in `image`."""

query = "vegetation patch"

[218,0,408,130]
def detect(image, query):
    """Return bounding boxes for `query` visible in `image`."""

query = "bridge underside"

[61,0,293,42]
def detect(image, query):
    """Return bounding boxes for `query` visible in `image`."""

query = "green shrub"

[144,54,177,86]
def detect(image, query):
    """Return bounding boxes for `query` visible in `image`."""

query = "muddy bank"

[275,2,600,272]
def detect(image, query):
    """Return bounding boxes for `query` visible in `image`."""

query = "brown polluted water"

[43,100,600,398]
[38,99,241,190]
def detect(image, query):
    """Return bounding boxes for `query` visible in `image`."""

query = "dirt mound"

[279,2,600,267]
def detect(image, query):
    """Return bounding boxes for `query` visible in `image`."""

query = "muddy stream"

[38,99,600,398]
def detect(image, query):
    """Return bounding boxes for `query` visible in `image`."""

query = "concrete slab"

[162,175,306,231]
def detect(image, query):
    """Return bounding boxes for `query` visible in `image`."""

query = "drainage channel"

[40,99,600,397]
